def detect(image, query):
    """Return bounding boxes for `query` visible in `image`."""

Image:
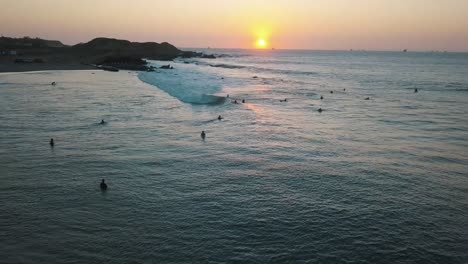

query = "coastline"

[0,37,213,74]
[0,59,96,73]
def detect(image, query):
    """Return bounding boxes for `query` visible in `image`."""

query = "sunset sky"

[1,0,467,51]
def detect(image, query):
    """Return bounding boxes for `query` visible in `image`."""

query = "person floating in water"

[318,108,323,113]
[51,82,56,86]
[201,131,206,139]
[320,96,323,100]
[343,88,346,91]
[49,138,54,147]
[414,88,418,93]
[242,99,245,103]
[218,115,223,120]
[364,97,370,100]
[330,91,334,94]
[280,98,287,102]
[100,119,105,125]
[100,179,108,191]
[233,100,238,104]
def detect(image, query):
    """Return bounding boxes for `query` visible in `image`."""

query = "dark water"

[1,50,468,263]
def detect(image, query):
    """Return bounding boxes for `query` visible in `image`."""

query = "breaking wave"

[138,62,226,105]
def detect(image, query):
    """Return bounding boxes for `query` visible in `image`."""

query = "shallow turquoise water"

[1,51,468,263]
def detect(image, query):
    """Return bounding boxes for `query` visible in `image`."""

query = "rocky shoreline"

[0,36,217,73]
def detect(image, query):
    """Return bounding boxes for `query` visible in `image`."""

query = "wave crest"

[138,68,225,105]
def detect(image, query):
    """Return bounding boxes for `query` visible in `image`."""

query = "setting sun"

[256,39,267,49]
[1,1,468,263]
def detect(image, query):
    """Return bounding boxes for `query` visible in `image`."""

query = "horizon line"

[180,47,468,53]
[3,35,468,53]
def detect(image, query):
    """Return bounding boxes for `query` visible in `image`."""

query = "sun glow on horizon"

[252,25,272,49]
[256,38,267,48]
[1,1,467,51]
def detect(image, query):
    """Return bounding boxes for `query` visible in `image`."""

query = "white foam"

[138,61,225,104]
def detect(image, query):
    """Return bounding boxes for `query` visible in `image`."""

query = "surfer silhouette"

[100,179,108,191]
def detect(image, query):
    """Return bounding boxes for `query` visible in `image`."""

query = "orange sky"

[1,0,467,51]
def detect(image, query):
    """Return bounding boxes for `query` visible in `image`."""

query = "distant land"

[0,36,213,72]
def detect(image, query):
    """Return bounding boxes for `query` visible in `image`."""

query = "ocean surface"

[1,50,468,263]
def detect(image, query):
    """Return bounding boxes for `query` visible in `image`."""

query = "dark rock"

[160,64,173,69]
[0,36,67,49]
[98,65,119,72]
[179,51,218,59]
[96,55,146,65]
[95,55,150,71]
[73,37,181,61]
[180,51,203,58]
[201,54,216,59]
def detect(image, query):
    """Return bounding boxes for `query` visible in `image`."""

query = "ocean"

[1,50,467,263]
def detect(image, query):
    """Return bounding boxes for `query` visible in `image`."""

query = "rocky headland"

[0,36,216,72]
